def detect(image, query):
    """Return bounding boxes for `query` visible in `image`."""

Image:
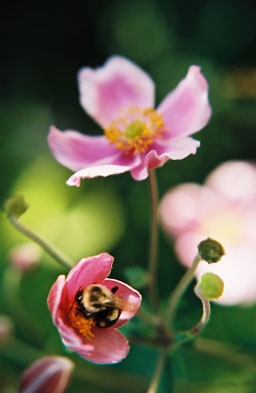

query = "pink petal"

[65,253,113,302]
[131,137,200,181]
[48,126,141,186]
[48,126,122,171]
[51,297,128,364]
[205,160,256,203]
[57,318,94,353]
[160,184,203,237]
[20,356,74,393]
[47,276,86,347]
[102,279,141,328]
[62,338,94,361]
[243,207,256,242]
[159,183,222,237]
[67,156,141,186]
[47,275,66,324]
[78,56,155,128]
[157,66,211,138]
[75,328,129,364]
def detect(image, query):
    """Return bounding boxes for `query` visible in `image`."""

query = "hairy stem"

[195,337,256,368]
[166,254,202,329]
[191,284,211,335]
[147,169,159,313]
[147,349,167,393]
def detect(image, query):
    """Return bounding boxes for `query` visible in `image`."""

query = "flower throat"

[104,107,163,155]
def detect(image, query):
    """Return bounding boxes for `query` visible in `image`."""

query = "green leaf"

[124,266,148,289]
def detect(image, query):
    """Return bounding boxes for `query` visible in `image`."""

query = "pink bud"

[20,356,74,393]
[8,243,41,272]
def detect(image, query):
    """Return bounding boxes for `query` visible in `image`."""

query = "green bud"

[198,238,225,263]
[4,196,28,218]
[200,273,224,300]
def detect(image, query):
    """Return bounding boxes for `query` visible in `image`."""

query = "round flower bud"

[4,196,28,218]
[200,273,224,300]
[198,238,225,263]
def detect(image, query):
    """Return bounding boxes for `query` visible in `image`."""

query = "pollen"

[104,107,164,155]
[68,298,95,341]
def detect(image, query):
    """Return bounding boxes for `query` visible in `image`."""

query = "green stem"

[146,349,167,393]
[166,254,202,329]
[147,169,159,314]
[0,337,42,366]
[194,337,256,368]
[191,284,211,335]
[74,366,147,393]
[8,215,73,270]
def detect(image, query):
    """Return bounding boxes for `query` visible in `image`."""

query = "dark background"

[1,1,256,392]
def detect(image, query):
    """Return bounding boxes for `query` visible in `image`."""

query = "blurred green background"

[1,0,256,392]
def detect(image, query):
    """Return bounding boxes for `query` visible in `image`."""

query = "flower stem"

[191,284,211,335]
[8,215,73,270]
[0,336,43,366]
[146,349,167,393]
[195,337,256,368]
[147,169,159,313]
[166,254,202,329]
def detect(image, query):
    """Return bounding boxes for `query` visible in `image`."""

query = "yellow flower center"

[68,297,95,341]
[104,107,163,155]
[126,121,144,139]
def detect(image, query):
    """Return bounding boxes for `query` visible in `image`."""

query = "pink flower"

[8,243,41,273]
[47,253,141,364]
[48,56,211,186]
[20,355,74,393]
[160,161,256,305]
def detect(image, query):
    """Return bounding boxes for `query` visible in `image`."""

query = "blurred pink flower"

[48,253,141,364]
[160,161,256,305]
[8,243,41,273]
[48,56,211,186]
[20,355,74,393]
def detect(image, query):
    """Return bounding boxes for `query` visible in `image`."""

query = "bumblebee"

[75,284,122,328]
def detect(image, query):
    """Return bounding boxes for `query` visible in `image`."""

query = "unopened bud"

[20,356,74,393]
[200,273,224,300]
[4,196,28,218]
[8,243,41,273]
[198,238,225,263]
